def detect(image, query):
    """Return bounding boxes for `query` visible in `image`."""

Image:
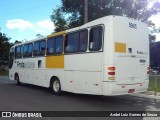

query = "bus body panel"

[64,53,103,94]
[113,17,149,83]
[103,16,149,95]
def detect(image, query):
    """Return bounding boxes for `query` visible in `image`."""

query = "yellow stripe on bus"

[46,55,64,68]
[47,31,66,38]
[115,42,126,53]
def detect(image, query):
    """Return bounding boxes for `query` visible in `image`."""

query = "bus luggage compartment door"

[115,55,148,85]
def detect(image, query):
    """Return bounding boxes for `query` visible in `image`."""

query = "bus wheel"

[15,74,21,85]
[51,78,61,95]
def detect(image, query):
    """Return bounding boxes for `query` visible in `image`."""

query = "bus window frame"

[15,45,22,59]
[47,37,55,55]
[28,43,33,57]
[46,35,64,56]
[33,39,46,57]
[23,43,33,58]
[78,29,88,52]
[39,40,46,56]
[55,36,64,54]
[9,47,15,69]
[65,29,88,54]
[89,25,103,52]
[65,32,79,53]
[23,44,29,58]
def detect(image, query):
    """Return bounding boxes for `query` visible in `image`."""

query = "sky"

[0,0,160,43]
[0,0,61,43]
[149,14,160,41]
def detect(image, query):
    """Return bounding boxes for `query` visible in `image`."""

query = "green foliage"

[0,31,11,60]
[36,34,44,38]
[50,7,68,32]
[148,21,156,44]
[51,0,160,32]
[0,70,8,76]
[149,76,160,92]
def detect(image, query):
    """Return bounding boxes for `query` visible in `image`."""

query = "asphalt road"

[0,76,160,120]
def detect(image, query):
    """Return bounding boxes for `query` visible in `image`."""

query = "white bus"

[9,16,149,96]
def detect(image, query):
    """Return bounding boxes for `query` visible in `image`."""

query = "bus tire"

[15,74,21,85]
[50,78,61,95]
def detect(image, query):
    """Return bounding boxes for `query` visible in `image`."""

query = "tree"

[51,0,160,32]
[148,21,156,43]
[0,31,11,60]
[50,7,68,32]
[14,40,22,44]
[36,34,44,38]
[148,20,160,44]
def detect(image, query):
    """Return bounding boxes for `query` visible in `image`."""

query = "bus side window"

[39,40,46,55]
[79,30,88,52]
[89,26,103,51]
[47,38,55,55]
[20,46,23,58]
[28,43,33,57]
[55,36,63,54]
[65,32,79,53]
[34,42,39,56]
[23,44,28,57]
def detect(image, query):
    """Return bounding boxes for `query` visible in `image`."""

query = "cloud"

[6,19,55,34]
[6,19,34,31]
[36,20,55,31]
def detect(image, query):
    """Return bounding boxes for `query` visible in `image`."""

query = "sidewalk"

[131,91,160,100]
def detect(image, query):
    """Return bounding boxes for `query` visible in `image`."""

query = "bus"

[9,15,149,96]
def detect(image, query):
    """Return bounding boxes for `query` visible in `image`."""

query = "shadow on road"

[13,82,160,112]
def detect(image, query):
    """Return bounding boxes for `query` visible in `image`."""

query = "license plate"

[128,89,135,93]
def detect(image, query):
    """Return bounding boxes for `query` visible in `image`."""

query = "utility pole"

[84,0,88,24]
[112,0,114,15]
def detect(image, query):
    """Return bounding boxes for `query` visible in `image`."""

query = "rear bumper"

[102,80,149,96]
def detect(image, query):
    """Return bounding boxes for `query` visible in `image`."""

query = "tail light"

[108,67,115,71]
[108,67,116,80]
[108,72,115,75]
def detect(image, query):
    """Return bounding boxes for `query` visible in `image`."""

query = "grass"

[148,76,160,92]
[0,70,9,76]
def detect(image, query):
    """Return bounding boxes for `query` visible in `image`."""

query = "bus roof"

[11,15,145,48]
